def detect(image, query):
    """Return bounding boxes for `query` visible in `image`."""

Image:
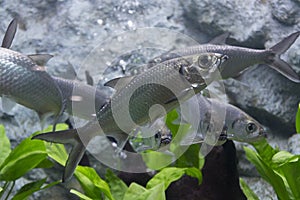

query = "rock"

[180,0,270,44]
[167,141,246,200]
[271,0,300,25]
[224,76,299,136]
[288,134,300,154]
[241,177,277,200]
[119,141,247,200]
[179,0,300,138]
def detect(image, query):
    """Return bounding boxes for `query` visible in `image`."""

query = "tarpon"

[0,19,66,130]
[180,94,266,146]
[33,51,228,181]
[0,19,111,123]
[148,32,300,83]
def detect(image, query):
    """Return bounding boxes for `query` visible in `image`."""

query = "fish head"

[227,116,266,143]
[179,53,229,85]
[155,128,172,146]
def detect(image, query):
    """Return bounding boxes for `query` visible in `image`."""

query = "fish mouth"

[259,129,268,138]
[218,132,227,141]
[160,137,172,145]
[218,126,228,141]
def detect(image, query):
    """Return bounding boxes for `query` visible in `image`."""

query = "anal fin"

[32,129,85,182]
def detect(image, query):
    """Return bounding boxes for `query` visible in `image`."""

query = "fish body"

[149,31,300,83]
[0,47,65,123]
[52,76,110,120]
[33,52,227,181]
[180,94,265,146]
[0,19,110,122]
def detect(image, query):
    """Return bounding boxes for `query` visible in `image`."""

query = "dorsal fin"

[28,54,53,66]
[209,32,230,44]
[66,62,78,80]
[85,70,94,86]
[104,76,134,91]
[1,19,18,48]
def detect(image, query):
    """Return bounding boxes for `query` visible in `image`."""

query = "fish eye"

[222,55,229,61]
[246,122,257,133]
[155,131,161,139]
[197,54,216,69]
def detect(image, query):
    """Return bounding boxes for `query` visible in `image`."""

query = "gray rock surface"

[242,177,278,200]
[0,0,299,199]
[288,133,300,154]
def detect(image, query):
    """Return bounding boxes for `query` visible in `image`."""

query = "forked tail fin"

[268,31,300,83]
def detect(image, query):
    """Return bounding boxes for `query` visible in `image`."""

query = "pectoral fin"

[1,96,16,113]
[104,76,134,91]
[164,87,194,105]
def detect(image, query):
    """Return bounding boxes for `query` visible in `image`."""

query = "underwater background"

[0,0,300,199]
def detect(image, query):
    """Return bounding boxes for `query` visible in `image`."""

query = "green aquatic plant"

[0,125,62,200]
[0,108,204,199]
[243,105,300,200]
[296,103,300,133]
[244,139,300,200]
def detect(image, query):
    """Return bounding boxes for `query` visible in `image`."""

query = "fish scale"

[149,31,300,83]
[0,47,64,116]
[95,60,192,135]
[33,31,300,182]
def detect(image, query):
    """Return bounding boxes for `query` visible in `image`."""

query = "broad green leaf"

[41,180,61,190]
[272,151,299,167]
[0,187,2,193]
[296,103,300,133]
[35,158,54,169]
[142,150,174,170]
[146,167,186,190]
[40,123,69,133]
[198,152,205,170]
[184,167,202,184]
[145,183,165,200]
[239,178,259,200]
[250,138,279,164]
[0,125,11,166]
[45,143,68,166]
[244,146,290,200]
[105,169,128,200]
[124,183,165,200]
[41,124,69,166]
[75,166,113,200]
[12,178,47,200]
[174,144,200,168]
[70,189,93,200]
[275,160,300,199]
[123,183,147,200]
[165,109,179,134]
[0,137,47,181]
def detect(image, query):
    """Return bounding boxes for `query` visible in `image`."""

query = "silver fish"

[149,32,300,83]
[33,51,227,181]
[52,76,110,120]
[180,94,266,146]
[0,20,65,130]
[129,117,172,152]
[0,19,111,122]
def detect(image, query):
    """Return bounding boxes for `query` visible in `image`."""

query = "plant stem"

[4,181,15,200]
